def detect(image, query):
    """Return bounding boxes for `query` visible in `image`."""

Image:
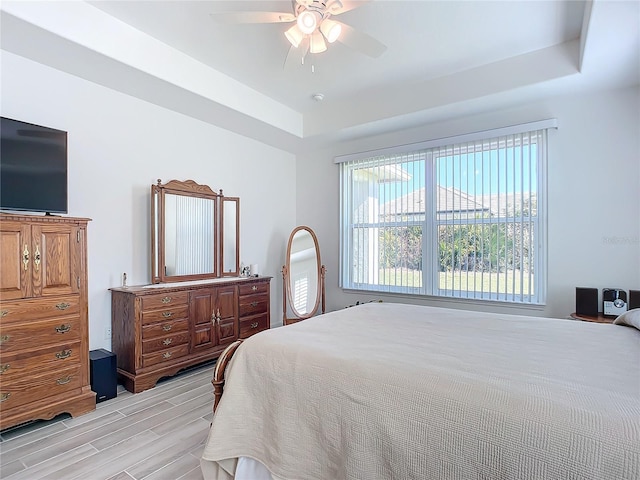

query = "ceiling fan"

[211,0,387,68]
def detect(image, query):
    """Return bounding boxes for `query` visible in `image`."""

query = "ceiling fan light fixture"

[297,10,318,34]
[325,0,344,14]
[320,18,341,43]
[309,30,327,54]
[285,24,305,48]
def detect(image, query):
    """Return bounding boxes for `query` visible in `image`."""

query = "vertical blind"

[174,196,215,275]
[339,121,552,304]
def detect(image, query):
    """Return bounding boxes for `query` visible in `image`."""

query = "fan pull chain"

[300,54,316,74]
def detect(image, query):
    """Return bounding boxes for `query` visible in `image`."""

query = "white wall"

[2,46,639,341]
[1,50,297,350]
[295,86,640,318]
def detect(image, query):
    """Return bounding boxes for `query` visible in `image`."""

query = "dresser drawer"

[238,282,269,297]
[141,292,188,311]
[0,295,80,324]
[0,316,81,354]
[0,364,83,410]
[142,318,189,339]
[238,294,269,317]
[142,344,189,368]
[142,331,190,354]
[239,313,269,339]
[141,305,189,326]
[0,341,81,383]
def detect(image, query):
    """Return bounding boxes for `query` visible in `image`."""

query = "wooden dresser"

[110,276,271,393]
[0,214,95,430]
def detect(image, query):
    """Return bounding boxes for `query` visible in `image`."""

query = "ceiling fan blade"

[210,11,295,24]
[335,21,387,58]
[283,37,310,70]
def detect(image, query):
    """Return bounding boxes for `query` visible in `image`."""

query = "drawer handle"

[23,244,29,271]
[0,364,10,374]
[211,309,220,326]
[163,338,173,346]
[251,286,258,291]
[250,301,258,307]
[0,310,8,318]
[162,311,173,318]
[55,349,72,360]
[163,351,172,359]
[56,302,71,310]
[55,324,71,334]
[0,335,9,344]
[0,392,10,402]
[162,324,172,332]
[34,245,41,272]
[251,322,259,329]
[161,296,172,304]
[57,375,72,385]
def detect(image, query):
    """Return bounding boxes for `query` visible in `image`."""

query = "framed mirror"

[282,226,325,325]
[151,179,240,284]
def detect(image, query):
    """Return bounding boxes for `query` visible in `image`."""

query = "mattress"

[202,303,640,480]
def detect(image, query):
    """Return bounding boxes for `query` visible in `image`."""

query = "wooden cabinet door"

[190,289,216,352]
[189,286,238,353]
[31,224,81,297]
[215,286,238,347]
[0,221,32,300]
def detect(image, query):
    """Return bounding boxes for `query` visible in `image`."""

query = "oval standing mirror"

[282,226,325,325]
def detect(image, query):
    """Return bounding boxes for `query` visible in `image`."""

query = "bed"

[201,302,640,480]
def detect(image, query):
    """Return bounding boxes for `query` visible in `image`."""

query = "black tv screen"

[1,117,68,214]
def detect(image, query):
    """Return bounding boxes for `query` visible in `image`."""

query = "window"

[293,275,309,314]
[338,121,554,304]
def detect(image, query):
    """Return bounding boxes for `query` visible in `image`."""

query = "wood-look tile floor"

[0,362,216,480]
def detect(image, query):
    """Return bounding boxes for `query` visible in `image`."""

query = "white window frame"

[336,120,556,305]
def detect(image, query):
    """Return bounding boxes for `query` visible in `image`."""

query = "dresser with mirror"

[110,179,270,393]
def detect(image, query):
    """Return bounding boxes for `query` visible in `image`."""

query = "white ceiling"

[1,1,639,153]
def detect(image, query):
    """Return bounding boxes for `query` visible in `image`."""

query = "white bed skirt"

[236,457,272,480]
[201,456,273,480]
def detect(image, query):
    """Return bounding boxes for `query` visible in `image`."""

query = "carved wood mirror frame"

[151,179,240,284]
[282,225,325,325]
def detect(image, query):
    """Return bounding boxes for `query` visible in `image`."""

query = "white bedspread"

[201,303,640,480]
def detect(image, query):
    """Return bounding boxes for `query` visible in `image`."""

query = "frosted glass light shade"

[297,10,317,34]
[309,30,327,53]
[285,24,304,48]
[320,19,341,43]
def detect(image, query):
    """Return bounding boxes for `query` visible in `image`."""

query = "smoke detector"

[312,93,324,102]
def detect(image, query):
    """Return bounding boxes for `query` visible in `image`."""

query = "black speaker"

[629,290,640,310]
[89,349,117,403]
[576,287,598,316]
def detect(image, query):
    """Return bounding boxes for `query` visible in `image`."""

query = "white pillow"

[613,308,640,330]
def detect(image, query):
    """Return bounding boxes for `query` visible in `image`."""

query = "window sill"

[341,288,546,313]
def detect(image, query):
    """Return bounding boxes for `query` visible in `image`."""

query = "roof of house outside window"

[380,187,536,221]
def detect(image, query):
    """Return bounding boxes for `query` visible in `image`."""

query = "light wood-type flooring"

[0,362,216,479]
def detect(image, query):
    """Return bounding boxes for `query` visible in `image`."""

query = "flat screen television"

[1,117,68,214]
